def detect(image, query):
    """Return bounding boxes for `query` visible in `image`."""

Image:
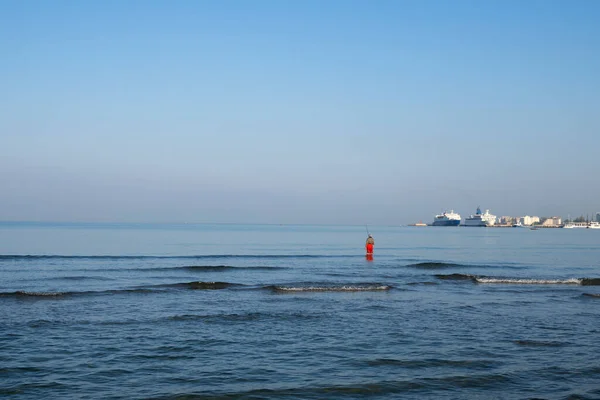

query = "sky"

[1,0,599,225]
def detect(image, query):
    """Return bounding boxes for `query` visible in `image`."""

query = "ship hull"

[464,219,488,227]
[431,220,461,226]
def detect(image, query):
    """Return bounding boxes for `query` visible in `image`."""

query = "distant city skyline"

[1,1,599,225]
[424,209,598,227]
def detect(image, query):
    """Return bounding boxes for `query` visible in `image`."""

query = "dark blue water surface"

[1,223,599,399]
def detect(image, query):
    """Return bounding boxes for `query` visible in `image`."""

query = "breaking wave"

[0,290,70,298]
[156,281,240,290]
[435,274,600,286]
[476,278,582,285]
[1,281,392,298]
[266,283,392,292]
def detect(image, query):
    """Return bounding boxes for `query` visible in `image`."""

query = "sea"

[1,222,599,400]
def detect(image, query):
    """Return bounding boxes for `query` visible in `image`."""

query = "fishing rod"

[365,224,370,236]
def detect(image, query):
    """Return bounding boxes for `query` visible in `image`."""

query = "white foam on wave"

[16,290,67,296]
[275,285,391,292]
[475,278,582,285]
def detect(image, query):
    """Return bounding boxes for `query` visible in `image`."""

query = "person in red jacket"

[365,234,375,255]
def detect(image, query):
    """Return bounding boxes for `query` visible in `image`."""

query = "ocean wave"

[476,278,582,285]
[44,276,115,281]
[434,273,477,281]
[407,262,465,269]
[154,281,241,290]
[166,311,321,323]
[266,283,392,292]
[581,278,600,286]
[168,312,267,322]
[0,281,238,299]
[137,265,286,272]
[514,340,565,347]
[435,274,600,286]
[365,358,498,369]
[0,288,161,299]
[181,265,285,272]
[407,261,523,270]
[144,372,513,399]
[31,265,285,273]
[0,290,70,298]
[583,293,600,298]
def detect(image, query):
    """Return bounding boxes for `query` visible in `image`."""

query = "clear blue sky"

[1,0,599,224]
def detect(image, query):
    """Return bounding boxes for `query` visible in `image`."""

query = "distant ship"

[464,207,496,227]
[563,222,588,229]
[564,221,600,229]
[431,210,461,226]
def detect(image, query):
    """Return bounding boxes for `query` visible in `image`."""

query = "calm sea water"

[1,222,599,399]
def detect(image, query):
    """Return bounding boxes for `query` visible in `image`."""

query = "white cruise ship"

[431,210,461,226]
[564,221,600,229]
[464,206,497,227]
[563,222,589,228]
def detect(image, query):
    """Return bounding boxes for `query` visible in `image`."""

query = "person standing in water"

[365,234,375,255]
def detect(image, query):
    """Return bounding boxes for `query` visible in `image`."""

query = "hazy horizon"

[2,0,599,225]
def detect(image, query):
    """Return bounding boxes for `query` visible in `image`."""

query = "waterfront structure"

[520,216,540,226]
[541,217,562,227]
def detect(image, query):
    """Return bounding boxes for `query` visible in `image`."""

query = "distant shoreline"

[409,224,565,228]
